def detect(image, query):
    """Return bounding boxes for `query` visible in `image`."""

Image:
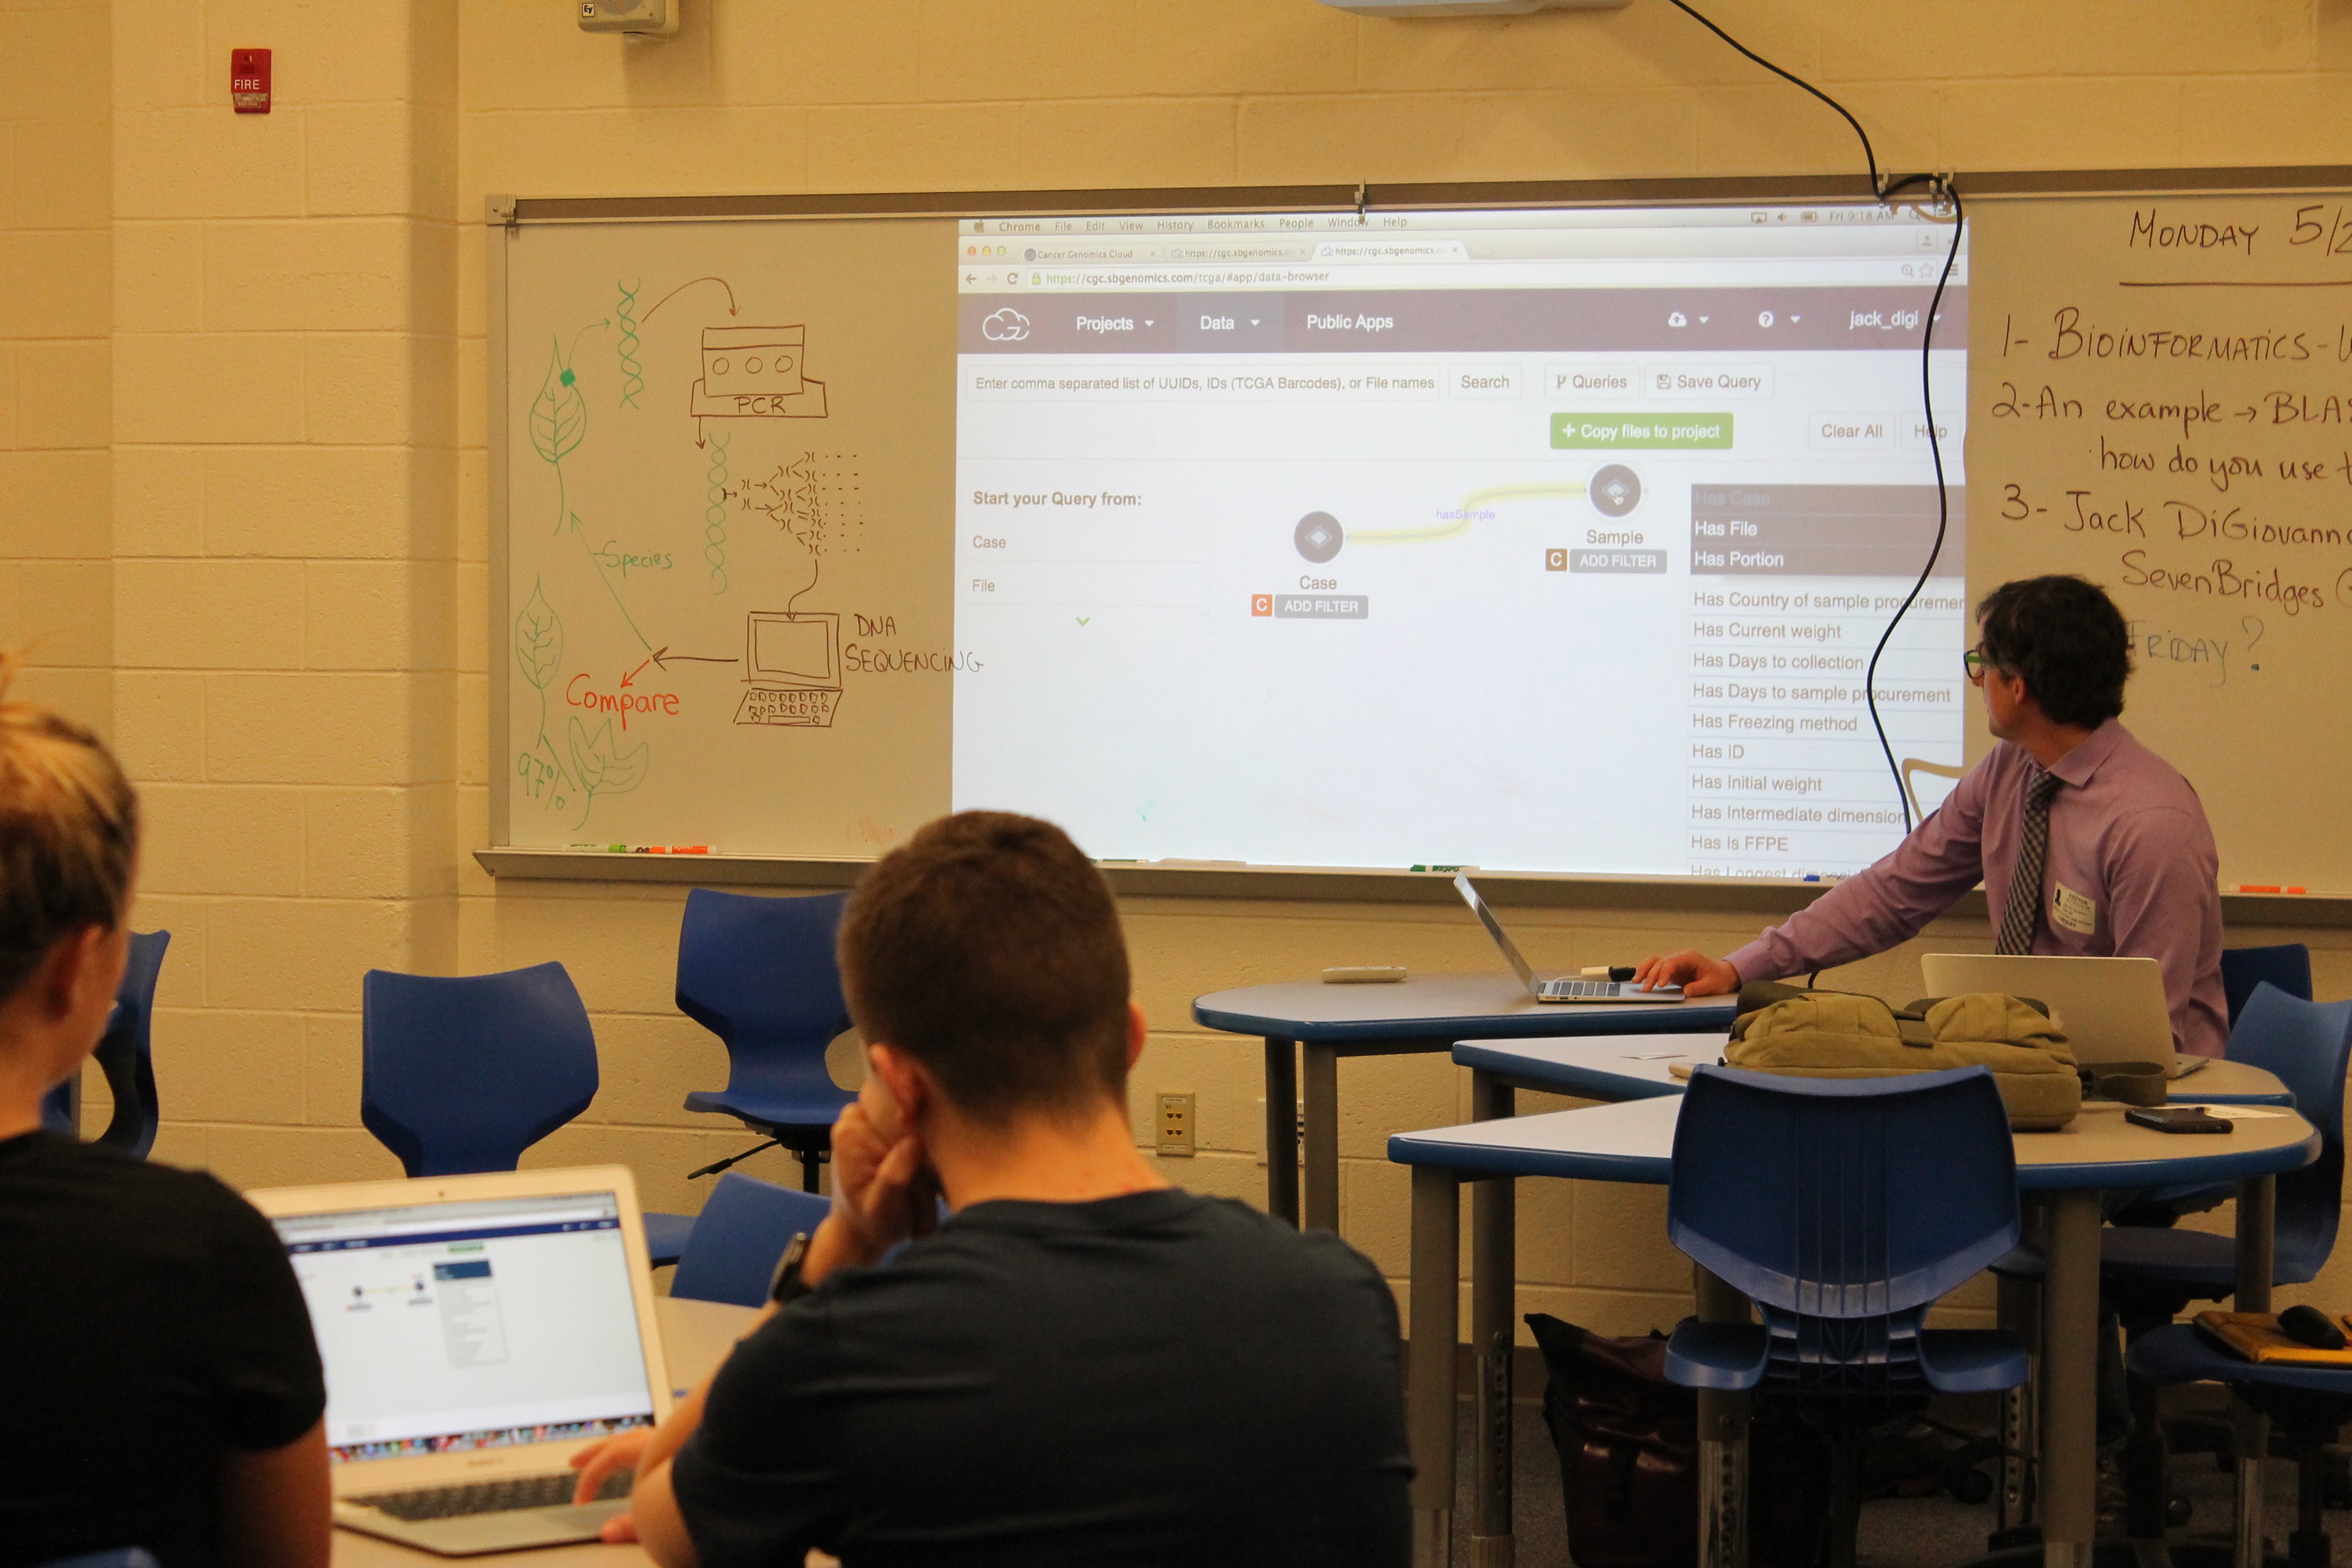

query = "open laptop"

[1919,953,2204,1079]
[1455,874,1684,1004]
[248,1166,675,1556]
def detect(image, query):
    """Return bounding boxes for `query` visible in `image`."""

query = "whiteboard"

[495,216,957,858]
[1967,190,2352,891]
[490,178,2352,894]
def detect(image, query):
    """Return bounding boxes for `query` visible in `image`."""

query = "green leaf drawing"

[514,579,563,692]
[569,715,650,808]
[530,338,587,465]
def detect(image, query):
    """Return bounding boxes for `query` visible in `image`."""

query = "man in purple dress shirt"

[1637,574,2228,1059]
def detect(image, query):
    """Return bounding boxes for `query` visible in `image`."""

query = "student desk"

[333,1296,759,1568]
[1387,1093,2319,1568]
[1456,1033,2299,1107]
[1189,976,1740,1229]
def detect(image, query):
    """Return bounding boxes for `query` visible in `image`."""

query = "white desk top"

[1388,1086,2320,1192]
[332,1295,759,1568]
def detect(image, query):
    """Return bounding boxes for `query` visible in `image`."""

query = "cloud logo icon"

[982,307,1031,343]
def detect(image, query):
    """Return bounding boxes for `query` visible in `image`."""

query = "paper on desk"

[2183,1104,2289,1120]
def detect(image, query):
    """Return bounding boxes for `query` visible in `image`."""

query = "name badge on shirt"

[2051,882,2098,936]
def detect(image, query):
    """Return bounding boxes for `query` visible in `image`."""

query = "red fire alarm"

[231,48,270,113]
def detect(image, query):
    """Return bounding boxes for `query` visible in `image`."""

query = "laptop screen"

[272,1190,658,1464]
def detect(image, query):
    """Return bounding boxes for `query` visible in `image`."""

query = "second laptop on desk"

[1922,952,2202,1079]
[1455,874,1684,1004]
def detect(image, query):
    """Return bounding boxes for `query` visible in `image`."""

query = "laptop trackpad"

[360,1499,627,1556]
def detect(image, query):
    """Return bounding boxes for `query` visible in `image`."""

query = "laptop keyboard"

[351,1469,630,1522]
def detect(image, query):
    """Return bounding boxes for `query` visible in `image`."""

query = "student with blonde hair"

[0,658,330,1568]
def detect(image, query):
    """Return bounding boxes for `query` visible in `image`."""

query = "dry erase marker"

[2236,884,2307,894]
[671,846,710,854]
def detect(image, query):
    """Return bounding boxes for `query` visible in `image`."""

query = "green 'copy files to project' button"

[1551,413,1733,449]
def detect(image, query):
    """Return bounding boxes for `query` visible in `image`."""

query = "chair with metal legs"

[675,889,857,1195]
[1662,1065,2029,1568]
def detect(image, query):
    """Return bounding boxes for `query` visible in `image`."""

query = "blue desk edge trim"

[1386,1133,1674,1184]
[1387,1125,2316,1191]
[1451,1041,1694,1100]
[1193,998,1740,1044]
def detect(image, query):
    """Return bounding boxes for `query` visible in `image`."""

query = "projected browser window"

[950,204,1968,880]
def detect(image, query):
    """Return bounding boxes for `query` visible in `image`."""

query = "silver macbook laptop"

[249,1166,674,1556]
[1918,953,2204,1079]
[1455,874,1684,1004]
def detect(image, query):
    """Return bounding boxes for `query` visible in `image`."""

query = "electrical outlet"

[1157,1092,1196,1157]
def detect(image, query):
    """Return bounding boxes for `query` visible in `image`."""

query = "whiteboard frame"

[482,167,2352,908]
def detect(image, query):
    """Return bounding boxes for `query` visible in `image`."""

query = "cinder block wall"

[6,0,2346,1341]
[1,0,111,732]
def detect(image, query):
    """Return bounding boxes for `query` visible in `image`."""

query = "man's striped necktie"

[1995,769,2064,956]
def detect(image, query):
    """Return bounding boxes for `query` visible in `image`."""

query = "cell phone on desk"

[2125,1106,2233,1135]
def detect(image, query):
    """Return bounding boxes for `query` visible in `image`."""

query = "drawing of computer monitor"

[745,612,841,691]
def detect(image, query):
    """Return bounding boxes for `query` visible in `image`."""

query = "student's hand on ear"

[827,1100,937,1262]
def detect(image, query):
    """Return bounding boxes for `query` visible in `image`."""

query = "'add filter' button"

[1551,413,1733,450]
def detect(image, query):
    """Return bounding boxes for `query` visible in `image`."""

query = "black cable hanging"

[1863,178,1963,832]
[1664,2,1961,835]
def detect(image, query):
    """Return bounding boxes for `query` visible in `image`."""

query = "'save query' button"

[1552,413,1733,450]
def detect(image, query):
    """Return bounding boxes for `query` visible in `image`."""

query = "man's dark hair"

[1975,574,2132,728]
[839,811,1130,1123]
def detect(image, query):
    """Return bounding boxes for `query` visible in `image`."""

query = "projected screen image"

[951,203,1968,880]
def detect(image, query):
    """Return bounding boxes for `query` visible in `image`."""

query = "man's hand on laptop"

[1634,951,1741,997]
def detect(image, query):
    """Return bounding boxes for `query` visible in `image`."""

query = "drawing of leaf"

[600,733,650,797]
[569,716,650,802]
[530,339,587,465]
[514,579,563,690]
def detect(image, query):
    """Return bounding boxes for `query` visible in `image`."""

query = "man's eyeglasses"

[1963,646,1995,682]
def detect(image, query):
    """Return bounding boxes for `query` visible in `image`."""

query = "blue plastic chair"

[2222,943,2313,1027]
[39,929,169,1157]
[1663,1066,2027,1565]
[676,889,856,1194]
[361,962,696,1267]
[668,1171,834,1309]
[2130,1325,2351,1568]
[2098,984,2352,1299]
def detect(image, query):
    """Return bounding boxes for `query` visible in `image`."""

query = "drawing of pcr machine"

[735,611,842,728]
[689,326,829,418]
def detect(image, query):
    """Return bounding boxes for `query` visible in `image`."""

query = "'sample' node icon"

[1294,511,1344,563]
[1589,465,1642,518]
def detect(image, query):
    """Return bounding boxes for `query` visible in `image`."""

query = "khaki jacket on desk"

[1723,982,2082,1130]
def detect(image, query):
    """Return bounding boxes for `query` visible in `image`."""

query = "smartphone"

[2126,1106,2233,1135]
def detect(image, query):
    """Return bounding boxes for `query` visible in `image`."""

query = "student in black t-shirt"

[0,658,329,1568]
[573,811,1412,1568]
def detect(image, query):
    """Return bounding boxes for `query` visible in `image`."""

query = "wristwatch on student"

[769,1232,814,1305]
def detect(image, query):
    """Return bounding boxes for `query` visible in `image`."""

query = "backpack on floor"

[1525,1313,1829,1568]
